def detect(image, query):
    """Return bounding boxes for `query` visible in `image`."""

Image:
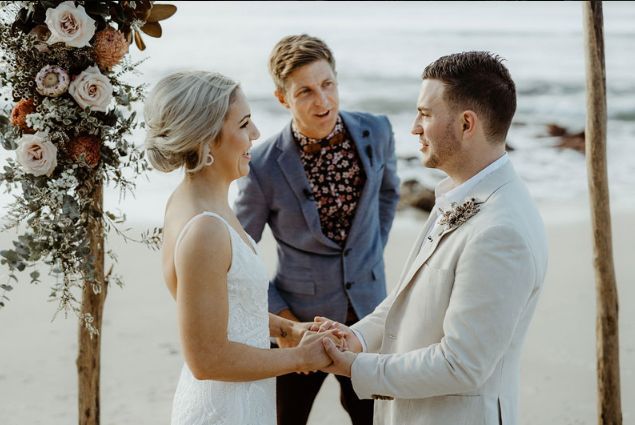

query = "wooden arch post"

[582,2,622,424]
[77,182,107,425]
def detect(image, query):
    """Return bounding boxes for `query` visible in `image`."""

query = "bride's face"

[212,88,260,180]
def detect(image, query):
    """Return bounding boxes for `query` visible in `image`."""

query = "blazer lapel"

[395,220,461,299]
[394,160,518,299]
[395,209,439,288]
[340,111,374,247]
[275,122,341,250]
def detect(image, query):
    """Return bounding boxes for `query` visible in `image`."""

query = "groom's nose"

[411,119,423,135]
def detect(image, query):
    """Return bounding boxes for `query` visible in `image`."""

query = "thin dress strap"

[173,211,230,263]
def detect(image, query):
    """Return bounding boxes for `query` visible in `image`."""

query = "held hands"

[310,316,361,377]
[278,312,360,376]
[311,316,363,353]
[297,329,344,373]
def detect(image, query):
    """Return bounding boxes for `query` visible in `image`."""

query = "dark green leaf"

[0,250,19,262]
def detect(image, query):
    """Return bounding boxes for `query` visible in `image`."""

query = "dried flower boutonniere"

[438,197,482,233]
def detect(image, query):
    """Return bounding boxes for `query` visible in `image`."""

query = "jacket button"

[343,248,351,257]
[345,281,353,289]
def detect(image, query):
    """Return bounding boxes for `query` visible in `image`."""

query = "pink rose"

[45,1,96,48]
[16,132,58,177]
[69,66,113,112]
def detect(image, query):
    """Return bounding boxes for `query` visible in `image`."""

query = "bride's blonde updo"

[144,71,239,173]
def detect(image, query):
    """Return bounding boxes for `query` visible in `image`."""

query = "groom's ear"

[274,89,290,109]
[461,111,478,139]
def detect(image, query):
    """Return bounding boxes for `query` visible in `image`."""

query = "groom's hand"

[311,316,363,353]
[321,338,357,377]
[297,330,343,373]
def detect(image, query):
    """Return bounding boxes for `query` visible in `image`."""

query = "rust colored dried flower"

[10,98,36,131]
[68,134,101,168]
[93,26,129,70]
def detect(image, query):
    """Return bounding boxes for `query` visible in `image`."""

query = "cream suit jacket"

[351,161,548,425]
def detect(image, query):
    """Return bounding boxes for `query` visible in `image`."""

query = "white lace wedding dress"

[170,212,276,425]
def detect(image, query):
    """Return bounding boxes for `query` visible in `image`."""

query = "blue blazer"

[234,111,400,323]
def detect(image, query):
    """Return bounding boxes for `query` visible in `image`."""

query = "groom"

[317,51,548,425]
[235,34,400,424]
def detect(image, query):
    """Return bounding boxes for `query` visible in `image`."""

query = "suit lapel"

[395,220,461,299]
[275,122,340,249]
[395,209,438,288]
[394,160,518,299]
[340,112,374,247]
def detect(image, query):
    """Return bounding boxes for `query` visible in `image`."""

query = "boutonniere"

[438,197,482,232]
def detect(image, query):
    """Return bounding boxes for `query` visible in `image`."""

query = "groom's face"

[411,79,462,171]
[275,59,339,139]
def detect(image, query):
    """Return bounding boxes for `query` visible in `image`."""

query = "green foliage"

[0,1,164,327]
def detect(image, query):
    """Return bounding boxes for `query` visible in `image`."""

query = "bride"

[144,71,337,424]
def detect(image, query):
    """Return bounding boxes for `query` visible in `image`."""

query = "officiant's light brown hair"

[422,51,516,143]
[268,34,336,92]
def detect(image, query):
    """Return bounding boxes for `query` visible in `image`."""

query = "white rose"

[16,132,58,177]
[69,66,113,112]
[45,1,96,48]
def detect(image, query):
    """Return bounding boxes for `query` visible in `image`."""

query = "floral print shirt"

[292,115,366,246]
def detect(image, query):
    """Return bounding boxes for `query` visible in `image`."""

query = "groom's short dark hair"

[422,51,516,143]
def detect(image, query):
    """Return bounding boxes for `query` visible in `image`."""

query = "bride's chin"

[238,164,250,177]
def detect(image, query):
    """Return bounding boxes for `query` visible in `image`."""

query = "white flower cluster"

[46,168,79,201]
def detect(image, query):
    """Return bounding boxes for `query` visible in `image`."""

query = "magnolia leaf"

[148,4,177,22]
[0,284,13,291]
[140,22,162,38]
[134,30,146,51]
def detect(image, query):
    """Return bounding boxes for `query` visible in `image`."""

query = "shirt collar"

[435,153,509,211]
[292,114,344,147]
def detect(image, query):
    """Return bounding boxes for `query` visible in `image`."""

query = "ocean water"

[1,1,634,225]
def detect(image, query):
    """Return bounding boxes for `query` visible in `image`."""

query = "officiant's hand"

[321,338,357,378]
[311,316,363,353]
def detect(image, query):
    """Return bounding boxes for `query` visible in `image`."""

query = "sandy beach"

[1,203,633,425]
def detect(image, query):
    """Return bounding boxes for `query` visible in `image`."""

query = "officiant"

[235,34,400,425]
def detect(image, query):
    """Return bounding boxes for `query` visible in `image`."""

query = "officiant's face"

[276,59,339,139]
[411,79,462,171]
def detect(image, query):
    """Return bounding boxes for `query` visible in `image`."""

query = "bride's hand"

[296,330,344,373]
[290,321,316,345]
[274,309,315,348]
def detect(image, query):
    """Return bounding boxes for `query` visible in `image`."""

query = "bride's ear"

[274,89,289,109]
